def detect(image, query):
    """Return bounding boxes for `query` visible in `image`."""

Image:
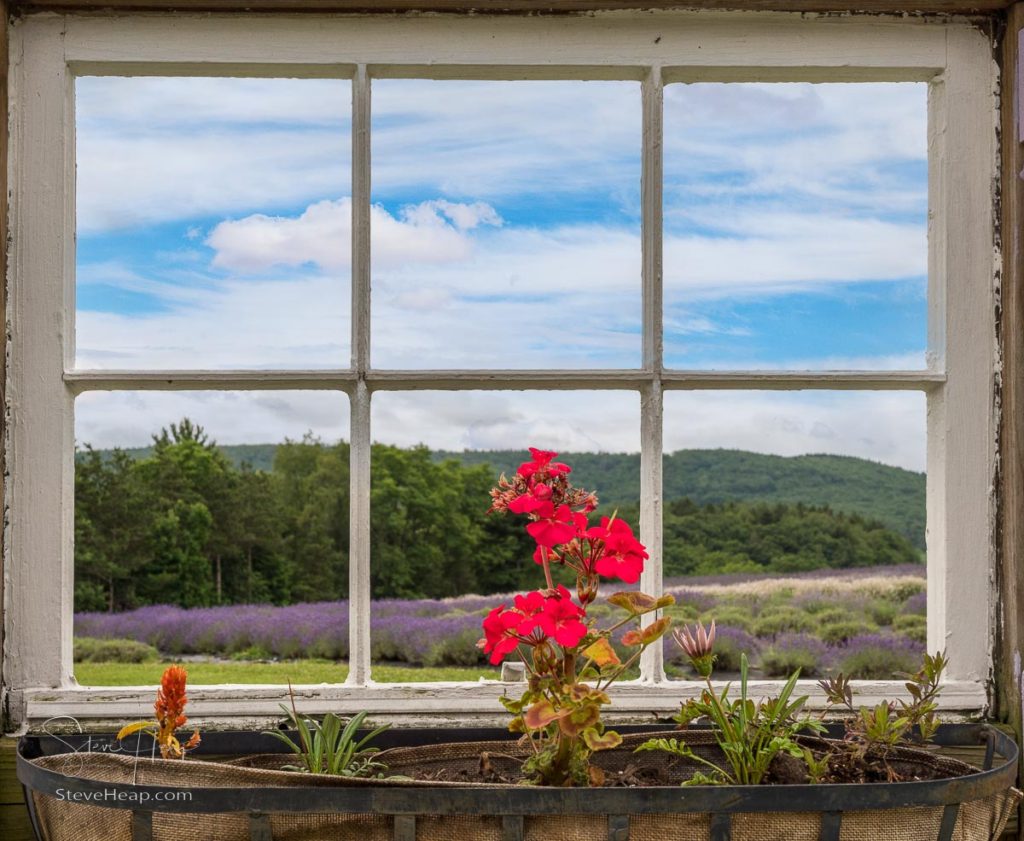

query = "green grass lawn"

[75,660,500,686]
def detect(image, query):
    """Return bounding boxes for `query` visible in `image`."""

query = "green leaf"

[583,728,622,751]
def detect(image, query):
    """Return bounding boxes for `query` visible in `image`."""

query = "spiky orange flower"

[155,664,189,730]
[117,665,201,759]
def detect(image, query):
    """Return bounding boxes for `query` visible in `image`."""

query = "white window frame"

[2,10,998,726]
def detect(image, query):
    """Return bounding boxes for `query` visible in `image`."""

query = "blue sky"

[73,76,928,469]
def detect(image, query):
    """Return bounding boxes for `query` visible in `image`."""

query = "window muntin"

[5,13,996,721]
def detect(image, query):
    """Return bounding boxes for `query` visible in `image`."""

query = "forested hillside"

[436,449,925,550]
[75,422,922,612]
[104,444,924,548]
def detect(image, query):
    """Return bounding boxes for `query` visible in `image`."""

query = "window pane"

[75,77,352,370]
[371,80,642,369]
[663,83,927,370]
[73,390,351,686]
[369,390,640,681]
[661,390,926,680]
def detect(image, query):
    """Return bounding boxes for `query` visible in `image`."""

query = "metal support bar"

[710,812,731,841]
[394,814,416,841]
[819,811,842,841]
[608,814,629,841]
[249,813,272,841]
[936,803,960,841]
[131,811,153,841]
[982,727,996,771]
[502,815,524,841]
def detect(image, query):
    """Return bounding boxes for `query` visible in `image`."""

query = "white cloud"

[74,386,926,474]
[81,192,925,371]
[75,390,350,450]
[372,391,640,454]
[76,273,350,369]
[662,82,927,217]
[76,77,352,233]
[663,390,926,472]
[663,213,925,295]
[206,198,502,274]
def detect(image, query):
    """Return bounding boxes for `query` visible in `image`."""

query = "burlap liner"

[27,732,1022,841]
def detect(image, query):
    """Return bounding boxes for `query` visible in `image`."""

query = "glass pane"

[663,82,928,370]
[661,390,926,681]
[76,77,352,369]
[369,390,640,681]
[371,80,642,369]
[73,390,352,686]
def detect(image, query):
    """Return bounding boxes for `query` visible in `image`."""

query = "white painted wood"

[347,66,372,686]
[352,65,371,372]
[641,67,663,375]
[64,368,945,391]
[638,67,665,684]
[59,12,949,73]
[64,370,358,392]
[925,26,999,684]
[639,381,665,683]
[660,371,944,389]
[5,17,76,692]
[21,679,988,729]
[1,11,1000,723]
[348,382,372,687]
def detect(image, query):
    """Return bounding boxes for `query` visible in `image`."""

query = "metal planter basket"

[17,724,1022,841]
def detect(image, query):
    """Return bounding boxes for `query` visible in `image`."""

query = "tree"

[74,446,156,611]
[151,500,214,608]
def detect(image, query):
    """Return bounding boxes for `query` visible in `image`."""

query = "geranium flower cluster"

[481,448,673,787]
[482,584,587,665]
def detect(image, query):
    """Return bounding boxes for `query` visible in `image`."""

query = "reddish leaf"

[607,591,676,615]
[622,617,672,647]
[524,700,563,730]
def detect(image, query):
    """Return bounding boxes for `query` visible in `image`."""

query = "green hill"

[84,444,925,550]
[432,449,925,551]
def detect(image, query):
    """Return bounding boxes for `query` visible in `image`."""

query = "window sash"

[4,11,997,724]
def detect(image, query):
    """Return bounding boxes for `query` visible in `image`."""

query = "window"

[5,12,997,725]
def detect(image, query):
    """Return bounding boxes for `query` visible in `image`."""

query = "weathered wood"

[17,679,990,728]
[5,1,1016,16]
[997,5,1024,841]
[0,0,8,729]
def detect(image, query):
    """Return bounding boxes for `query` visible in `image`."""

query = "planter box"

[17,724,1021,841]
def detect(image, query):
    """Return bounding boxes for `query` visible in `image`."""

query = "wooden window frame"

[2,10,998,726]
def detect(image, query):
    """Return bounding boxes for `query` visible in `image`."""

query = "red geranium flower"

[517,448,571,480]
[527,504,584,549]
[588,517,648,584]
[538,587,588,647]
[513,590,548,635]
[508,482,554,515]
[480,605,525,665]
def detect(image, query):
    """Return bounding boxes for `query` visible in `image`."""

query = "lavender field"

[76,565,928,680]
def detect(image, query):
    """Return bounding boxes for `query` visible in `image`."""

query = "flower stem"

[540,546,555,591]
